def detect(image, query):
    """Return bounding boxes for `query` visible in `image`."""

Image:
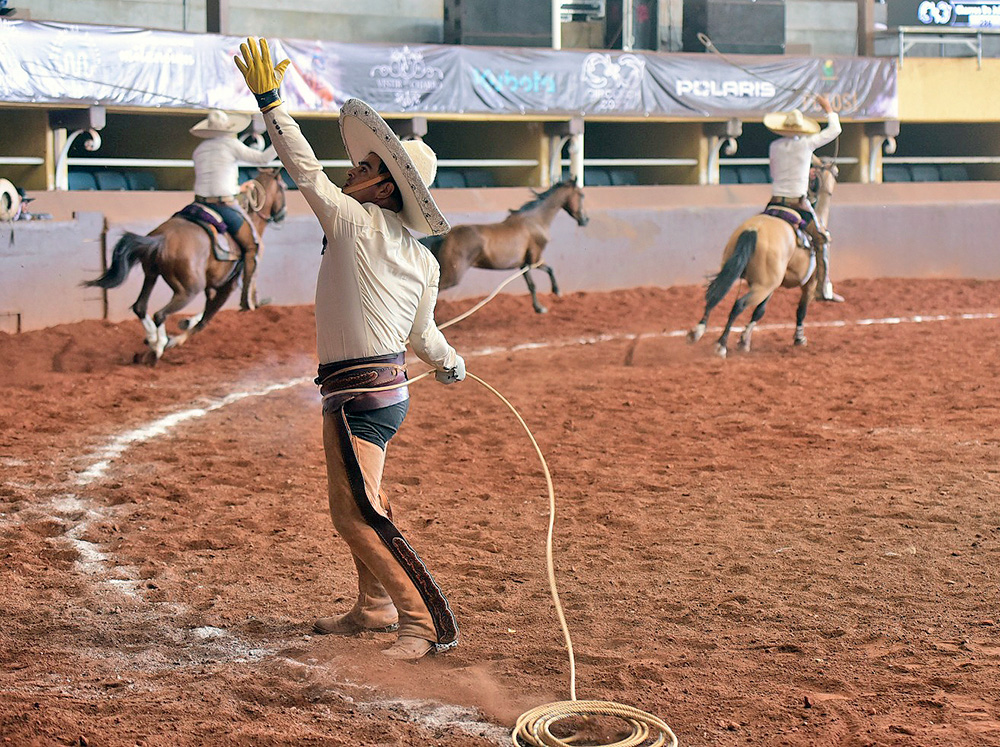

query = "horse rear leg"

[715,286,770,358]
[522,264,547,314]
[738,293,774,352]
[132,270,160,348]
[148,289,195,360]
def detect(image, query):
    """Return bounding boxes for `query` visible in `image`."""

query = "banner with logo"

[0,20,898,120]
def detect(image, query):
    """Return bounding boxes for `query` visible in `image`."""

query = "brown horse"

[83,168,287,362]
[421,179,589,313]
[688,158,839,357]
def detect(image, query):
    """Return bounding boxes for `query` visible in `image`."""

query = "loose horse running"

[421,179,589,313]
[84,168,286,362]
[688,158,839,357]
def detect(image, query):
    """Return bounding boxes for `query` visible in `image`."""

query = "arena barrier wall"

[3,183,1000,333]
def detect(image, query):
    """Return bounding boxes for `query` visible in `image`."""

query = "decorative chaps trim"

[320,351,459,648]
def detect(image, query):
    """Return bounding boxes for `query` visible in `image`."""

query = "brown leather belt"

[317,352,409,414]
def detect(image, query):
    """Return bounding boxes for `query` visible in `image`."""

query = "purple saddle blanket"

[762,206,809,232]
[175,203,228,234]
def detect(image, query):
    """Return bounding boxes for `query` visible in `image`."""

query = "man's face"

[343,152,388,202]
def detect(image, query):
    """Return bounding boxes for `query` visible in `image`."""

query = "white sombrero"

[763,109,821,137]
[0,178,21,222]
[339,98,450,236]
[190,109,252,138]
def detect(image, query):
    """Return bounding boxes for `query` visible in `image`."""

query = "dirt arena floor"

[1,277,999,747]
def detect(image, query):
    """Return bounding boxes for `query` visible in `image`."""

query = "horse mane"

[512,179,576,213]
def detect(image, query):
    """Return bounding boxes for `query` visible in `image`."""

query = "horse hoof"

[794,337,808,347]
[738,341,751,352]
[534,306,548,314]
[714,344,728,359]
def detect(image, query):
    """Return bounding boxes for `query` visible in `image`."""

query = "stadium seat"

[582,168,611,186]
[94,171,129,190]
[882,164,912,182]
[609,168,638,186]
[719,166,740,184]
[433,169,466,188]
[462,169,496,188]
[125,171,157,190]
[909,164,941,182]
[67,171,98,190]
[737,165,771,184]
[939,164,970,181]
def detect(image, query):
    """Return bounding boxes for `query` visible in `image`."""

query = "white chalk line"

[5,308,995,738]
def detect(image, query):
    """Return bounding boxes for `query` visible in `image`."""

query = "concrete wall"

[4,183,1000,333]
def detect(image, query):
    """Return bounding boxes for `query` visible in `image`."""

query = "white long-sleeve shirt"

[192,134,277,198]
[768,113,841,198]
[262,103,457,371]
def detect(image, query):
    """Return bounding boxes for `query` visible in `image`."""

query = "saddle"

[762,205,813,252]
[174,203,240,262]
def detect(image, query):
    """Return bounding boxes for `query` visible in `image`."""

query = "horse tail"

[419,234,446,261]
[82,232,162,289]
[706,229,756,308]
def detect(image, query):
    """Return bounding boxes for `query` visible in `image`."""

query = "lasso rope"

[329,269,678,747]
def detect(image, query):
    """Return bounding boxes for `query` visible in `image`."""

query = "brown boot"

[314,553,399,635]
[382,635,435,660]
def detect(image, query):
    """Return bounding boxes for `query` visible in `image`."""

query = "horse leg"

[738,293,773,352]
[522,264,547,314]
[715,287,769,358]
[794,285,812,346]
[149,289,195,359]
[538,262,560,297]
[187,274,239,337]
[131,270,160,349]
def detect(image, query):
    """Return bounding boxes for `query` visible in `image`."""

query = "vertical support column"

[207,0,229,34]
[864,120,899,184]
[702,119,742,185]
[856,0,875,56]
[544,117,584,186]
[552,0,562,50]
[48,108,105,191]
[568,131,584,185]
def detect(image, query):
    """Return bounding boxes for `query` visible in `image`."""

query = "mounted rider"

[763,94,844,303]
[190,109,278,310]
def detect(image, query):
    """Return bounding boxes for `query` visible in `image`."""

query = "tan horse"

[688,158,839,357]
[83,168,287,362]
[421,179,589,313]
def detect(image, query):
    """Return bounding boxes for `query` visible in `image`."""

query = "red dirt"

[1,278,999,746]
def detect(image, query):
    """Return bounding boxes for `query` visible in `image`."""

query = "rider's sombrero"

[0,178,21,222]
[190,109,252,138]
[763,109,821,137]
[339,98,450,236]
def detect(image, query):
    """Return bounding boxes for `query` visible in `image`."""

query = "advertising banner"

[0,20,899,120]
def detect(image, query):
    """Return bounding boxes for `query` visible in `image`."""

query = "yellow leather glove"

[234,37,291,111]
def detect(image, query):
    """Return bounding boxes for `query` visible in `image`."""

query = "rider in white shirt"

[190,109,277,310]
[764,94,844,302]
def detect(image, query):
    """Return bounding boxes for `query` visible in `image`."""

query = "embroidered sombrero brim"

[339,98,450,236]
[0,178,21,222]
[190,110,252,138]
[763,110,821,136]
